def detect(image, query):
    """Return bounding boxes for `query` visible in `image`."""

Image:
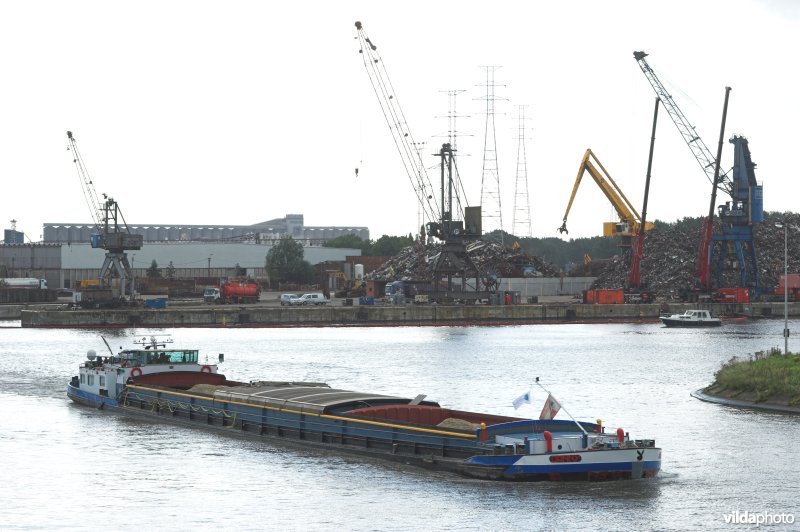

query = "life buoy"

[200,365,212,373]
[130,367,143,378]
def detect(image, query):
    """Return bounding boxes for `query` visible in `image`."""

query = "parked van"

[290,293,328,306]
[280,293,298,306]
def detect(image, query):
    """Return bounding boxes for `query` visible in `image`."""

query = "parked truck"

[0,277,55,303]
[0,278,48,289]
[204,280,261,304]
[73,288,118,309]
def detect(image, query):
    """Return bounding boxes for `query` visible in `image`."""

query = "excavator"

[559,149,654,247]
[330,271,366,298]
[568,98,661,306]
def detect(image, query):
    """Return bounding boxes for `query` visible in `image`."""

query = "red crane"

[697,87,731,290]
[626,97,660,298]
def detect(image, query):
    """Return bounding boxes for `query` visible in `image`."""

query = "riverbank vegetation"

[707,348,800,406]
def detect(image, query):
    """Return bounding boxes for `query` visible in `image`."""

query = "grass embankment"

[706,348,800,407]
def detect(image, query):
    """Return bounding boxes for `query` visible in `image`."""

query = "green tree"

[146,260,162,279]
[371,234,414,256]
[323,234,371,255]
[266,236,314,284]
[165,261,176,279]
[233,263,246,277]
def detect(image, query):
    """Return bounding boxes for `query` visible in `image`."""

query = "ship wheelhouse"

[118,349,200,366]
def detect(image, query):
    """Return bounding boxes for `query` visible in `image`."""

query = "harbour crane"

[633,52,762,296]
[559,149,654,247]
[66,131,142,299]
[354,22,491,301]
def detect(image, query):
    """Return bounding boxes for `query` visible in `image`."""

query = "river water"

[1,320,798,531]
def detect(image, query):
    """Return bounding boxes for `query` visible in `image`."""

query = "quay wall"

[19,302,800,328]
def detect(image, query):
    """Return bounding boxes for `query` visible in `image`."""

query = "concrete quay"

[18,301,800,328]
[1,303,68,320]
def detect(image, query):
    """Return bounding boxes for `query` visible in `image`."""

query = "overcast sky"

[2,0,798,243]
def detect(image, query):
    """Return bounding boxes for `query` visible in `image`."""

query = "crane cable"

[633,53,733,197]
[356,27,438,221]
[66,131,104,231]
[355,22,441,223]
[451,157,469,221]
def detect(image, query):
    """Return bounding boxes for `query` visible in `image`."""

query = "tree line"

[264,234,414,285]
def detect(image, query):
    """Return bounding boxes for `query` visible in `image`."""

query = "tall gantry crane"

[633,52,763,295]
[66,131,142,299]
[715,134,763,291]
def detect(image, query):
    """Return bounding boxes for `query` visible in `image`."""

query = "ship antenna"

[100,336,115,357]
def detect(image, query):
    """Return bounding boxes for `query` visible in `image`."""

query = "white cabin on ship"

[71,340,221,405]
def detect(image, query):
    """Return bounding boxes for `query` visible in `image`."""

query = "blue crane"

[633,52,764,297]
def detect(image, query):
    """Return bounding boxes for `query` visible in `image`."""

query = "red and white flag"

[539,393,561,420]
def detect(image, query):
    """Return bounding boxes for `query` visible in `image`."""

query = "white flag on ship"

[512,391,531,410]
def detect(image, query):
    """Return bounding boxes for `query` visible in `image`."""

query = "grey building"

[0,241,362,290]
[4,214,368,290]
[43,214,369,245]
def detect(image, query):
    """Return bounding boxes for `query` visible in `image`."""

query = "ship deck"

[210,381,439,415]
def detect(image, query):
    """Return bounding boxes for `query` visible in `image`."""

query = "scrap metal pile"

[367,240,560,282]
[590,213,800,300]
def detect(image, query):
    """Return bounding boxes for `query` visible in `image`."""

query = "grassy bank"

[706,348,800,406]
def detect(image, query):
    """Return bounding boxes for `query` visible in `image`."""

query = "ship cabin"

[116,348,201,367]
[71,346,223,401]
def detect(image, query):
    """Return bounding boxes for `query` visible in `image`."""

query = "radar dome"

[86,349,97,361]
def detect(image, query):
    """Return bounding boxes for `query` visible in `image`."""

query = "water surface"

[1,320,797,530]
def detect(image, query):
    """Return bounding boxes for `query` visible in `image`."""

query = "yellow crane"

[558,149,654,245]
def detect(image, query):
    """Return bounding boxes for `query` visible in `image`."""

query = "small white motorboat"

[660,309,722,327]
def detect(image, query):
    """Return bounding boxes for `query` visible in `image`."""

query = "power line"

[512,105,532,238]
[477,66,506,243]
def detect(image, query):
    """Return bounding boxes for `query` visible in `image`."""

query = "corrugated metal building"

[43,214,369,245]
[0,213,369,289]
[1,242,361,291]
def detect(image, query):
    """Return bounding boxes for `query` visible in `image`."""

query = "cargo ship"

[67,336,661,481]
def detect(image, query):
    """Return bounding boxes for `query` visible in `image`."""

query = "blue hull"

[67,384,119,409]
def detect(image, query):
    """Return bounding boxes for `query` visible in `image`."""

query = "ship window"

[148,352,168,364]
[179,350,198,363]
[87,374,94,386]
[142,350,198,364]
[80,374,85,384]
[99,376,105,386]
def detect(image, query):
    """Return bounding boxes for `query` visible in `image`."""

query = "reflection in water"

[0,320,798,530]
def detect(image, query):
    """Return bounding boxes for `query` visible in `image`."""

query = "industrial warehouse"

[1,214,365,291]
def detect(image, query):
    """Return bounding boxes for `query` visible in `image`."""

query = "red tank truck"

[203,280,261,304]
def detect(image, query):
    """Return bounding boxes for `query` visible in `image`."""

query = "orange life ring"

[200,365,212,373]
[130,367,143,378]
